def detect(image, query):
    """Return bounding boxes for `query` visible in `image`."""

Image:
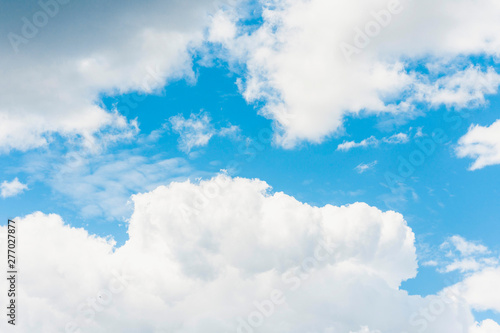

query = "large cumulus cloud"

[1,176,498,332]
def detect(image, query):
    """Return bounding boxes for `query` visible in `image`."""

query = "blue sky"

[3,60,500,314]
[1,0,500,332]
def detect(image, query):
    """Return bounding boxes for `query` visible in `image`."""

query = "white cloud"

[444,258,498,274]
[170,113,216,153]
[383,132,409,144]
[414,66,500,109]
[434,236,497,273]
[214,0,500,147]
[447,235,490,257]
[470,319,500,333]
[337,136,379,152]
[355,161,378,174]
[218,125,241,138]
[170,112,242,153]
[0,177,28,198]
[0,0,235,152]
[415,127,424,138]
[337,132,410,152]
[3,0,499,152]
[422,260,438,267]
[209,10,238,44]
[456,119,500,170]
[0,176,498,332]
[451,267,500,313]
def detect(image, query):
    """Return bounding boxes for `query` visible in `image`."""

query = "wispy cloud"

[430,235,498,274]
[51,152,194,220]
[337,132,410,152]
[170,112,242,153]
[17,145,202,220]
[337,136,378,152]
[355,161,378,174]
[170,113,215,153]
[444,235,490,257]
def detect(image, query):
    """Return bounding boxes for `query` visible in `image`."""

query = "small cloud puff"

[0,177,28,198]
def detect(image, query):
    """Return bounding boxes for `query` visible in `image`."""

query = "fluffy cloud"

[451,268,500,313]
[413,66,500,109]
[0,0,234,152]
[470,320,500,333]
[0,176,497,332]
[4,0,499,152]
[456,119,500,170]
[213,0,500,147]
[0,177,28,198]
